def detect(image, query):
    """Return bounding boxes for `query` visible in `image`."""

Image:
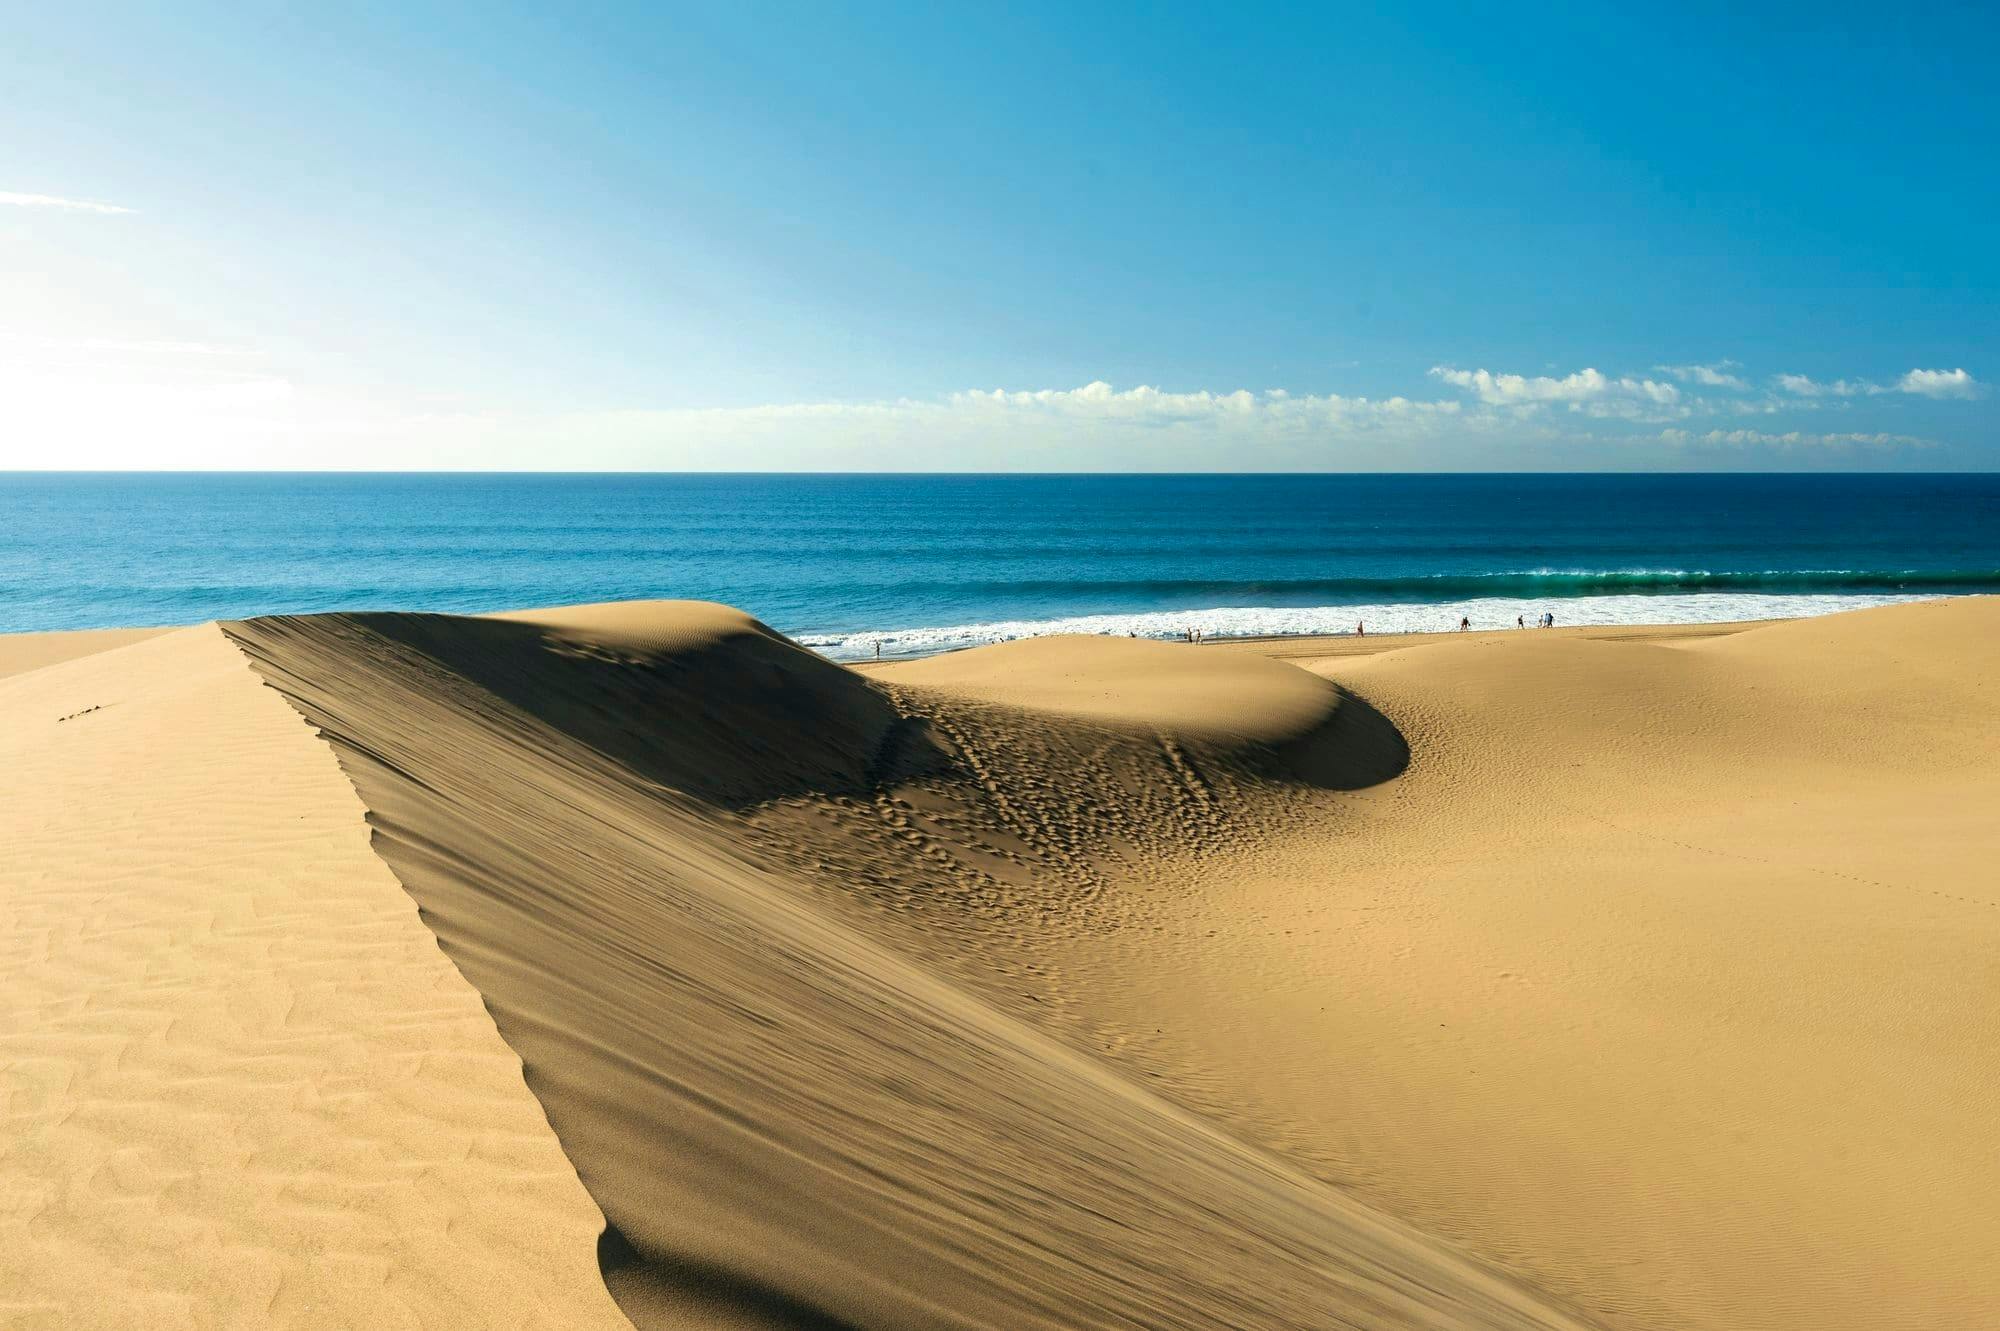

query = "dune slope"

[226,604,1587,1331]
[1093,598,2000,1331]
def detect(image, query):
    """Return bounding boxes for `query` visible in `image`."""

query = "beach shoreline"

[846,614,1786,668]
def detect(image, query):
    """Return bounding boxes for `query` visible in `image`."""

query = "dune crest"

[225,603,1586,1331]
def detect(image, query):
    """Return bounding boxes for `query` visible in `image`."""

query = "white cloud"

[644,381,1470,459]
[945,380,1461,425]
[1773,373,1874,397]
[1654,362,1748,389]
[1661,428,1929,450]
[1773,368,1982,401]
[1426,358,1980,423]
[1428,365,1682,420]
[0,190,135,215]
[1896,367,1980,399]
[435,384,1524,472]
[650,380,1464,430]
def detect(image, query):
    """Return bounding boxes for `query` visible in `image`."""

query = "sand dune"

[6,598,1996,1328]
[224,605,1584,1330]
[1095,601,2000,1331]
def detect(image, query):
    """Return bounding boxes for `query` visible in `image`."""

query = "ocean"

[3,472,1995,659]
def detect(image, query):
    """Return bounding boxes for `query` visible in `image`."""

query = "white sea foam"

[801,592,1949,661]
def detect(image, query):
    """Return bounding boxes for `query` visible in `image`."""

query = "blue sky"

[2,2,1993,469]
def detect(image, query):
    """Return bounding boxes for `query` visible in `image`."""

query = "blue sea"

[3,473,1995,659]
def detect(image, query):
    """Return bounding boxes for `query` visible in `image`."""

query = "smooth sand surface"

[1013,601,2000,1331]
[8,598,1996,1328]
[0,625,172,680]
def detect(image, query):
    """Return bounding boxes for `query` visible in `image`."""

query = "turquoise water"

[3,473,1994,658]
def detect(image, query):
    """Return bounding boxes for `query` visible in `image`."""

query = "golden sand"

[0,626,623,1328]
[4,598,1994,1328]
[0,626,171,680]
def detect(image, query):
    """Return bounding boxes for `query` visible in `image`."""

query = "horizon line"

[4,468,1998,479]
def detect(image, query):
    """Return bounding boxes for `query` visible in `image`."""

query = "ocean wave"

[802,590,1965,660]
[826,569,2000,602]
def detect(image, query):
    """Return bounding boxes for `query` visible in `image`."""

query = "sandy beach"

[4,597,1995,1329]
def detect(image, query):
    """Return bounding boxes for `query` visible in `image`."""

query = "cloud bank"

[1413,361,1984,423]
[1662,428,1930,450]
[1773,367,1981,399]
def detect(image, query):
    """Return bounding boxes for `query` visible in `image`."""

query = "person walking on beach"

[1517,614,1525,629]
[1459,616,1470,632]
[1356,621,1365,637]
[1546,611,1556,628]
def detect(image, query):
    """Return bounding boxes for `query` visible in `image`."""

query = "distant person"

[1459,616,1470,632]
[874,640,881,659]
[1547,611,1556,628]
[1356,621,1365,637]
[1517,614,1525,629]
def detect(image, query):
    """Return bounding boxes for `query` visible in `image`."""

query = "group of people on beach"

[1349,611,1560,637]
[1459,612,1562,632]
[1165,612,1561,644]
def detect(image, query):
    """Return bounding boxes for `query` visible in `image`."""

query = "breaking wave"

[802,589,1967,660]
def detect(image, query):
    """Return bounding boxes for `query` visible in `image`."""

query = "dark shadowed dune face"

[350,606,932,807]
[224,603,1587,1331]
